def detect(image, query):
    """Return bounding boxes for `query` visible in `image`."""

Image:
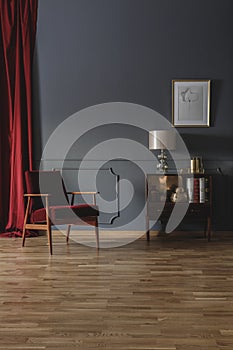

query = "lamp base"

[157,149,168,172]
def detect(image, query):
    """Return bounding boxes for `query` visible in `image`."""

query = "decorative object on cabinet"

[149,130,176,172]
[190,156,204,173]
[172,80,210,127]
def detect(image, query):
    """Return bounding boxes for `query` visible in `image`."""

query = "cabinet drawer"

[148,203,210,219]
[148,205,172,219]
[187,204,210,216]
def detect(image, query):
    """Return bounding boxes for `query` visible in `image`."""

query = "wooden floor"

[0,231,233,350]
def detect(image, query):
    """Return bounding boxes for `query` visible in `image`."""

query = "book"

[205,177,209,202]
[193,178,199,203]
[199,177,205,203]
[186,178,194,203]
[187,177,208,203]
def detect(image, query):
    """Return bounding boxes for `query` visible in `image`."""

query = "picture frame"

[172,79,210,127]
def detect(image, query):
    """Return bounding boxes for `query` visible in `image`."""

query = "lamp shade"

[149,130,176,150]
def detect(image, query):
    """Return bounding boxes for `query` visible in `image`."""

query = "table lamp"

[149,130,176,172]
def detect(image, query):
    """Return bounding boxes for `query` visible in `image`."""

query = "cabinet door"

[146,175,174,219]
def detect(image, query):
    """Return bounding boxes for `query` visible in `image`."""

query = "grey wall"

[33,0,233,230]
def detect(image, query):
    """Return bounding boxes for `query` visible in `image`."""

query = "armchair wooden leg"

[66,224,71,243]
[22,197,31,247]
[95,218,99,249]
[45,197,53,255]
[47,225,52,255]
[66,193,74,244]
[22,226,27,247]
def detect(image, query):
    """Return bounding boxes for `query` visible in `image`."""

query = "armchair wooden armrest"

[24,193,50,197]
[66,191,99,195]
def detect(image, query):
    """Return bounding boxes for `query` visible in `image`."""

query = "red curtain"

[0,0,38,234]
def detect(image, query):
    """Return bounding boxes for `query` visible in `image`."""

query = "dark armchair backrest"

[25,171,69,210]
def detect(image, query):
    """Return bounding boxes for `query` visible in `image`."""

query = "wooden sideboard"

[145,173,212,240]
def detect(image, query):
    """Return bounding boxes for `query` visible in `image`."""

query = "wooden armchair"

[22,170,99,254]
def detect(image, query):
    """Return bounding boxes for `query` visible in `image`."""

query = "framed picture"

[172,79,210,127]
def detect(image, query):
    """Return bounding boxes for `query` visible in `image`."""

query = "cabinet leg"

[146,216,150,241]
[207,216,211,241]
[204,220,207,238]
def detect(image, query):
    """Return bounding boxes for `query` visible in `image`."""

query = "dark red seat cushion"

[31,204,99,224]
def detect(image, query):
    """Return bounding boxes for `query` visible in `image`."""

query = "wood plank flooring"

[0,230,233,350]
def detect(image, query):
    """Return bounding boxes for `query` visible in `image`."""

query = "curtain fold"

[0,0,38,234]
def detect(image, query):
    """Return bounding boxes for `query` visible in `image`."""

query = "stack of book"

[186,177,208,203]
